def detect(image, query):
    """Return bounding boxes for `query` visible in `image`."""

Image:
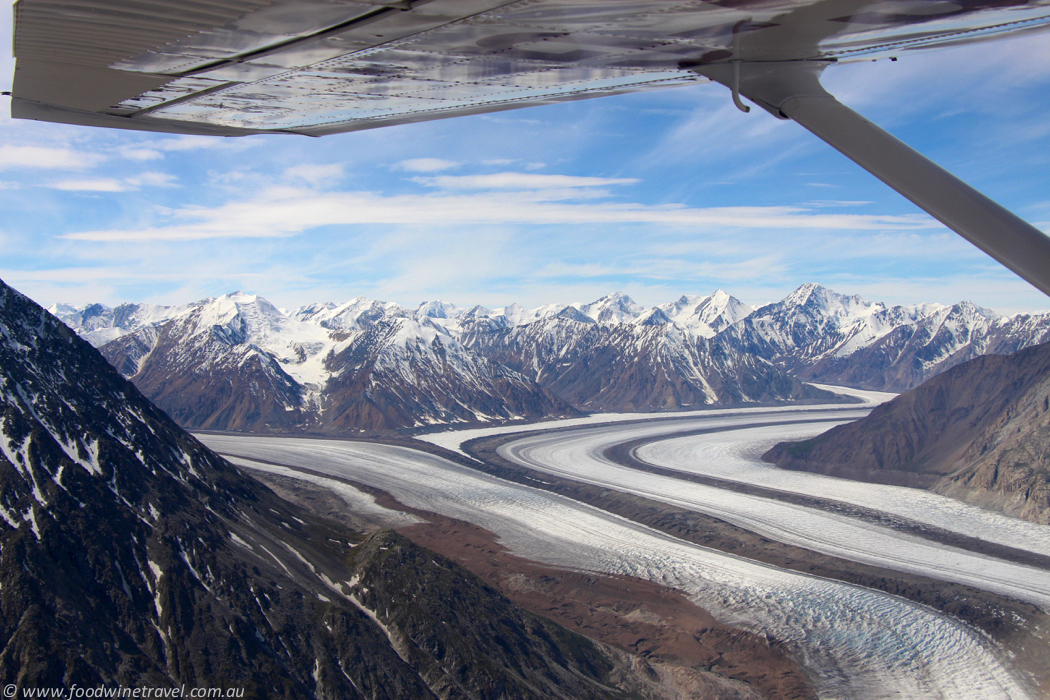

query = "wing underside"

[12,0,1050,136]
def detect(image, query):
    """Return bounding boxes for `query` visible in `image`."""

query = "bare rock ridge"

[0,277,706,697]
[461,319,831,412]
[763,341,1050,524]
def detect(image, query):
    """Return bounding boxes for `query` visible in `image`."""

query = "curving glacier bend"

[634,422,1050,559]
[496,414,1050,605]
[202,423,1039,700]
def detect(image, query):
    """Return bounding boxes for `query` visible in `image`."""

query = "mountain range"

[50,285,1050,433]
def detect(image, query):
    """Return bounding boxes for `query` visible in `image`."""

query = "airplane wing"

[11,0,1050,136]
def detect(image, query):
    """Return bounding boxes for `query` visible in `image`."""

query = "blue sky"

[2,5,1050,315]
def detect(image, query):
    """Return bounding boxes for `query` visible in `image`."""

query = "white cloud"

[805,200,874,207]
[46,172,175,191]
[139,135,253,152]
[396,158,460,173]
[284,163,344,184]
[416,172,638,190]
[49,178,128,192]
[0,145,104,170]
[126,172,178,187]
[119,147,164,162]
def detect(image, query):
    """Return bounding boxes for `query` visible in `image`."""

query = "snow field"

[498,415,1050,605]
[633,421,1050,559]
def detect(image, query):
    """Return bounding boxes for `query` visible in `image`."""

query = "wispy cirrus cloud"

[48,172,177,191]
[49,178,128,192]
[114,135,260,163]
[126,172,178,188]
[395,158,460,173]
[118,147,165,162]
[805,200,874,207]
[284,163,344,184]
[141,135,255,152]
[0,145,105,170]
[58,179,937,243]
[414,172,638,190]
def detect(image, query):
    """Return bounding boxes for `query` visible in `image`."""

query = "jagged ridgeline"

[52,285,1050,435]
[0,278,670,697]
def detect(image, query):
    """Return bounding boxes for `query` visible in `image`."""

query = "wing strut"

[695,61,1050,297]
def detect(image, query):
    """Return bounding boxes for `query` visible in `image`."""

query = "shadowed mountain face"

[763,341,1050,524]
[461,318,839,412]
[0,278,683,698]
[317,318,576,431]
[100,294,572,433]
[96,290,833,434]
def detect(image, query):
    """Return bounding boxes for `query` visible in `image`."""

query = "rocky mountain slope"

[0,277,681,697]
[763,341,1050,524]
[715,283,1050,391]
[316,317,573,431]
[101,293,570,433]
[101,293,311,432]
[462,317,834,412]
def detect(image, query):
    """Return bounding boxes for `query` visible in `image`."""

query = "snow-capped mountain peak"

[576,292,645,324]
[633,307,673,326]
[293,296,406,331]
[47,300,192,347]
[657,290,753,338]
[416,300,459,319]
[182,291,289,343]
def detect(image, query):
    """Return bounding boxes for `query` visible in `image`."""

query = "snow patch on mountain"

[47,300,194,347]
[657,290,753,338]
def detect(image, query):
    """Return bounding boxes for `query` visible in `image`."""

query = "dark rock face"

[346,530,623,700]
[463,318,839,412]
[318,318,575,431]
[0,278,668,698]
[764,342,1050,524]
[104,325,307,433]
